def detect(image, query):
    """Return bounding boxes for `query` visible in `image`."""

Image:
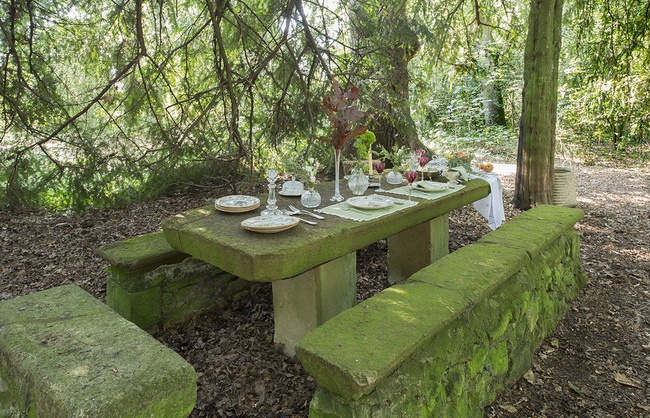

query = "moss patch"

[0,285,196,418]
[300,205,586,416]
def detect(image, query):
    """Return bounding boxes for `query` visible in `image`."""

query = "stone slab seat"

[0,284,197,418]
[295,205,586,404]
[98,231,190,277]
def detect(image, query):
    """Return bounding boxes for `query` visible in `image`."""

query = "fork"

[281,210,318,225]
[288,205,325,220]
[341,206,370,215]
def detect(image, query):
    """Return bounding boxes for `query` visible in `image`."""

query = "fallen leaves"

[613,372,644,389]
[2,164,650,417]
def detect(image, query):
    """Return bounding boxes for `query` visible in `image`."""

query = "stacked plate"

[215,195,260,213]
[241,215,300,234]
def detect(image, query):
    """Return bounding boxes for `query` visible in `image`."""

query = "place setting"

[317,194,417,221]
[218,169,324,234]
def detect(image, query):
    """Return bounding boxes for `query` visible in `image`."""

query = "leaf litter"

[1,163,648,417]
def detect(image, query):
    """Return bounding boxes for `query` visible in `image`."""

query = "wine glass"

[405,170,418,201]
[407,151,420,172]
[373,162,386,192]
[418,156,429,182]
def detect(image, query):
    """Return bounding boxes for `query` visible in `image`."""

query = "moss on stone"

[298,205,587,416]
[296,282,467,400]
[162,180,490,282]
[408,243,529,304]
[98,231,189,275]
[478,205,584,258]
[0,284,196,418]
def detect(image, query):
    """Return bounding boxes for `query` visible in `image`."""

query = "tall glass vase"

[331,148,344,202]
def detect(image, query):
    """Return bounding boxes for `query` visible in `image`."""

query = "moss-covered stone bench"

[296,205,587,417]
[0,284,196,417]
[98,231,255,331]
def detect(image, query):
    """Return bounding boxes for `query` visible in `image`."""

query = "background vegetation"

[1,0,647,211]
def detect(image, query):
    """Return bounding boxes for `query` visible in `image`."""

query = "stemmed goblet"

[418,156,429,182]
[405,170,418,201]
[373,162,386,192]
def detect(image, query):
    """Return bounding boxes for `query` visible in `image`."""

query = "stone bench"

[296,205,587,416]
[0,284,196,417]
[98,231,255,331]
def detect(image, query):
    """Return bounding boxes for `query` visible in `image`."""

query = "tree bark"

[349,0,421,152]
[480,28,507,127]
[515,0,564,209]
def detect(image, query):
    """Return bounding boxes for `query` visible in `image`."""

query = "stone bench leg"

[387,214,450,284]
[271,252,356,357]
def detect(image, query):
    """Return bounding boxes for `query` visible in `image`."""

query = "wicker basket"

[553,163,578,207]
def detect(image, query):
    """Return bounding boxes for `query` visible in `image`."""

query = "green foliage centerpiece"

[353,130,377,174]
[319,79,368,202]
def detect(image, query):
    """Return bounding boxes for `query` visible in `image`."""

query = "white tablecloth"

[470,173,506,230]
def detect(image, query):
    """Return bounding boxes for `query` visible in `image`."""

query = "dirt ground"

[0,163,648,417]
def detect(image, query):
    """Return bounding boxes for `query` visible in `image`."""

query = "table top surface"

[162,179,490,282]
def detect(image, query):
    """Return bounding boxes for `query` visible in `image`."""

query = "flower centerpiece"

[444,151,473,171]
[300,158,321,208]
[319,79,368,201]
[353,130,376,174]
[443,150,473,183]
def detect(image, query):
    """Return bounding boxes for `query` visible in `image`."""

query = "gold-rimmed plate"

[241,215,300,233]
[346,195,394,210]
[215,195,261,213]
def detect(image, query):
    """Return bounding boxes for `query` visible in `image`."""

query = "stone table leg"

[387,214,449,284]
[271,252,357,357]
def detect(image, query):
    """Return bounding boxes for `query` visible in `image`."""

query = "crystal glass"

[261,169,283,216]
[373,162,386,192]
[405,170,418,201]
[418,156,429,181]
[331,148,344,202]
[348,167,369,195]
[386,168,403,184]
[301,189,321,208]
[407,151,420,172]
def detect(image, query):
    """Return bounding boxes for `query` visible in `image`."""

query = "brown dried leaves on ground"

[1,164,648,417]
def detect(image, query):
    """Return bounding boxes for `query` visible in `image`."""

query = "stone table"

[162,179,490,355]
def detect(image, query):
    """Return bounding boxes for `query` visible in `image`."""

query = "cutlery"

[341,206,370,215]
[281,210,318,225]
[287,205,325,220]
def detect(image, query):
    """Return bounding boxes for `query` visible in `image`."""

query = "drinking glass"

[373,162,386,192]
[418,156,429,182]
[405,170,418,200]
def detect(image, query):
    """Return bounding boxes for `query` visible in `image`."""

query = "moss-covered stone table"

[162,179,490,355]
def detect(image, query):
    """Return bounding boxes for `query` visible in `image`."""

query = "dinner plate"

[241,215,300,233]
[278,190,303,197]
[215,195,260,213]
[414,181,449,192]
[346,195,394,210]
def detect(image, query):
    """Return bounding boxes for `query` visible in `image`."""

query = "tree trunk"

[515,0,564,210]
[350,0,420,152]
[480,28,507,127]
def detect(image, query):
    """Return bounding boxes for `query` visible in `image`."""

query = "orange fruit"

[484,163,494,172]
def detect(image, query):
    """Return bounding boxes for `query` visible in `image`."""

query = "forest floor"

[1,162,649,417]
